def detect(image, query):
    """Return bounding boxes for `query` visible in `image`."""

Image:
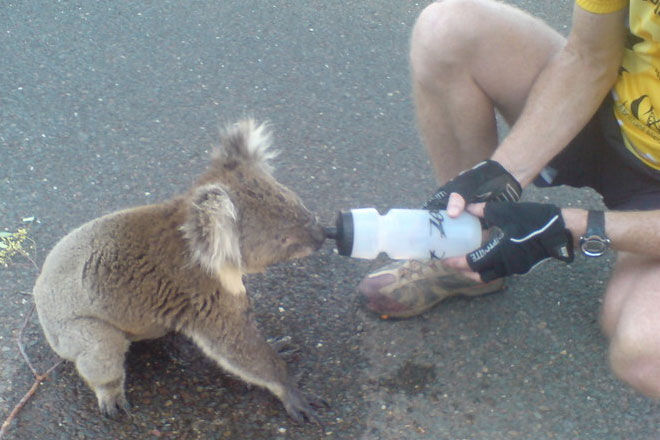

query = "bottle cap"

[333,210,354,256]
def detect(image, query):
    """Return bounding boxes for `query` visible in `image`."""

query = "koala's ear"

[212,119,279,173]
[181,183,242,275]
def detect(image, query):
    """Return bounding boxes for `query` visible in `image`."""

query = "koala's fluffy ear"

[181,183,242,276]
[212,119,279,173]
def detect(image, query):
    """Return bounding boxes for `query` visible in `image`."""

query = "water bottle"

[325,208,482,260]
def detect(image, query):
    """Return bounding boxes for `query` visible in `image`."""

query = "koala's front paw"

[267,335,299,359]
[281,385,328,425]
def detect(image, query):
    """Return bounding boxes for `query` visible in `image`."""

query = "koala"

[32,119,327,423]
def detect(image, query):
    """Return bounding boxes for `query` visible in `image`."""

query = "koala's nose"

[307,218,326,248]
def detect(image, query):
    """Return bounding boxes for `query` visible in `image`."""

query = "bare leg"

[410,0,565,182]
[601,252,660,398]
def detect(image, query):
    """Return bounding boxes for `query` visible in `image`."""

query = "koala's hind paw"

[98,393,132,419]
[282,386,328,425]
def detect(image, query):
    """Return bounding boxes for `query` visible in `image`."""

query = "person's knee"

[601,253,654,338]
[410,0,499,84]
[609,321,660,398]
[411,1,480,80]
[600,292,620,339]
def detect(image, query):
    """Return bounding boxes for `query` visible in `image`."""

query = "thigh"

[411,0,565,122]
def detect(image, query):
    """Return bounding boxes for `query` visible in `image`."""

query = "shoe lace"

[400,259,437,281]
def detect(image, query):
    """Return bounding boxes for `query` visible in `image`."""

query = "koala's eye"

[245,189,258,199]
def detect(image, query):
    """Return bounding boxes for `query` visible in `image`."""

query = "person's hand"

[423,160,522,217]
[443,202,574,282]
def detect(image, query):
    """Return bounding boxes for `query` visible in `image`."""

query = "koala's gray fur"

[33,119,327,423]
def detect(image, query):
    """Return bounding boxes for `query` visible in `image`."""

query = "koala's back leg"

[55,318,131,417]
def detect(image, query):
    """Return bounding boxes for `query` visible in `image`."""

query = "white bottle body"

[349,208,482,260]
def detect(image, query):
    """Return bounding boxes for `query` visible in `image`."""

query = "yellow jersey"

[577,0,660,170]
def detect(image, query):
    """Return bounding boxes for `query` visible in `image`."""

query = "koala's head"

[182,119,325,276]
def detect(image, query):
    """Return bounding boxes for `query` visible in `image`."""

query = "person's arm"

[563,208,660,257]
[492,5,626,186]
[446,5,626,216]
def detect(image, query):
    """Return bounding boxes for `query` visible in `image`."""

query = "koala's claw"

[268,336,300,357]
[309,395,330,409]
[282,386,327,425]
[99,395,132,419]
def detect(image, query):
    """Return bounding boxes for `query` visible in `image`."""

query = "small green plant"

[0,220,36,268]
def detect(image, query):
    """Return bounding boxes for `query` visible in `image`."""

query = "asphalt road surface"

[1,1,659,439]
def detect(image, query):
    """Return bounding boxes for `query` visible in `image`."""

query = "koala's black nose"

[308,221,326,248]
[312,225,326,247]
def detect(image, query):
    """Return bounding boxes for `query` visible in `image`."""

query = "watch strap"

[585,210,605,238]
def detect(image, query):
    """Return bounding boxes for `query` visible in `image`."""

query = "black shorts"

[534,96,660,211]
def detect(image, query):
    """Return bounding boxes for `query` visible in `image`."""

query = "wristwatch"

[579,210,610,257]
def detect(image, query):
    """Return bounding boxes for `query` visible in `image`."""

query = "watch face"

[581,236,608,257]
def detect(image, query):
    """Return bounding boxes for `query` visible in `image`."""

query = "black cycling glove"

[423,160,522,210]
[466,202,574,282]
